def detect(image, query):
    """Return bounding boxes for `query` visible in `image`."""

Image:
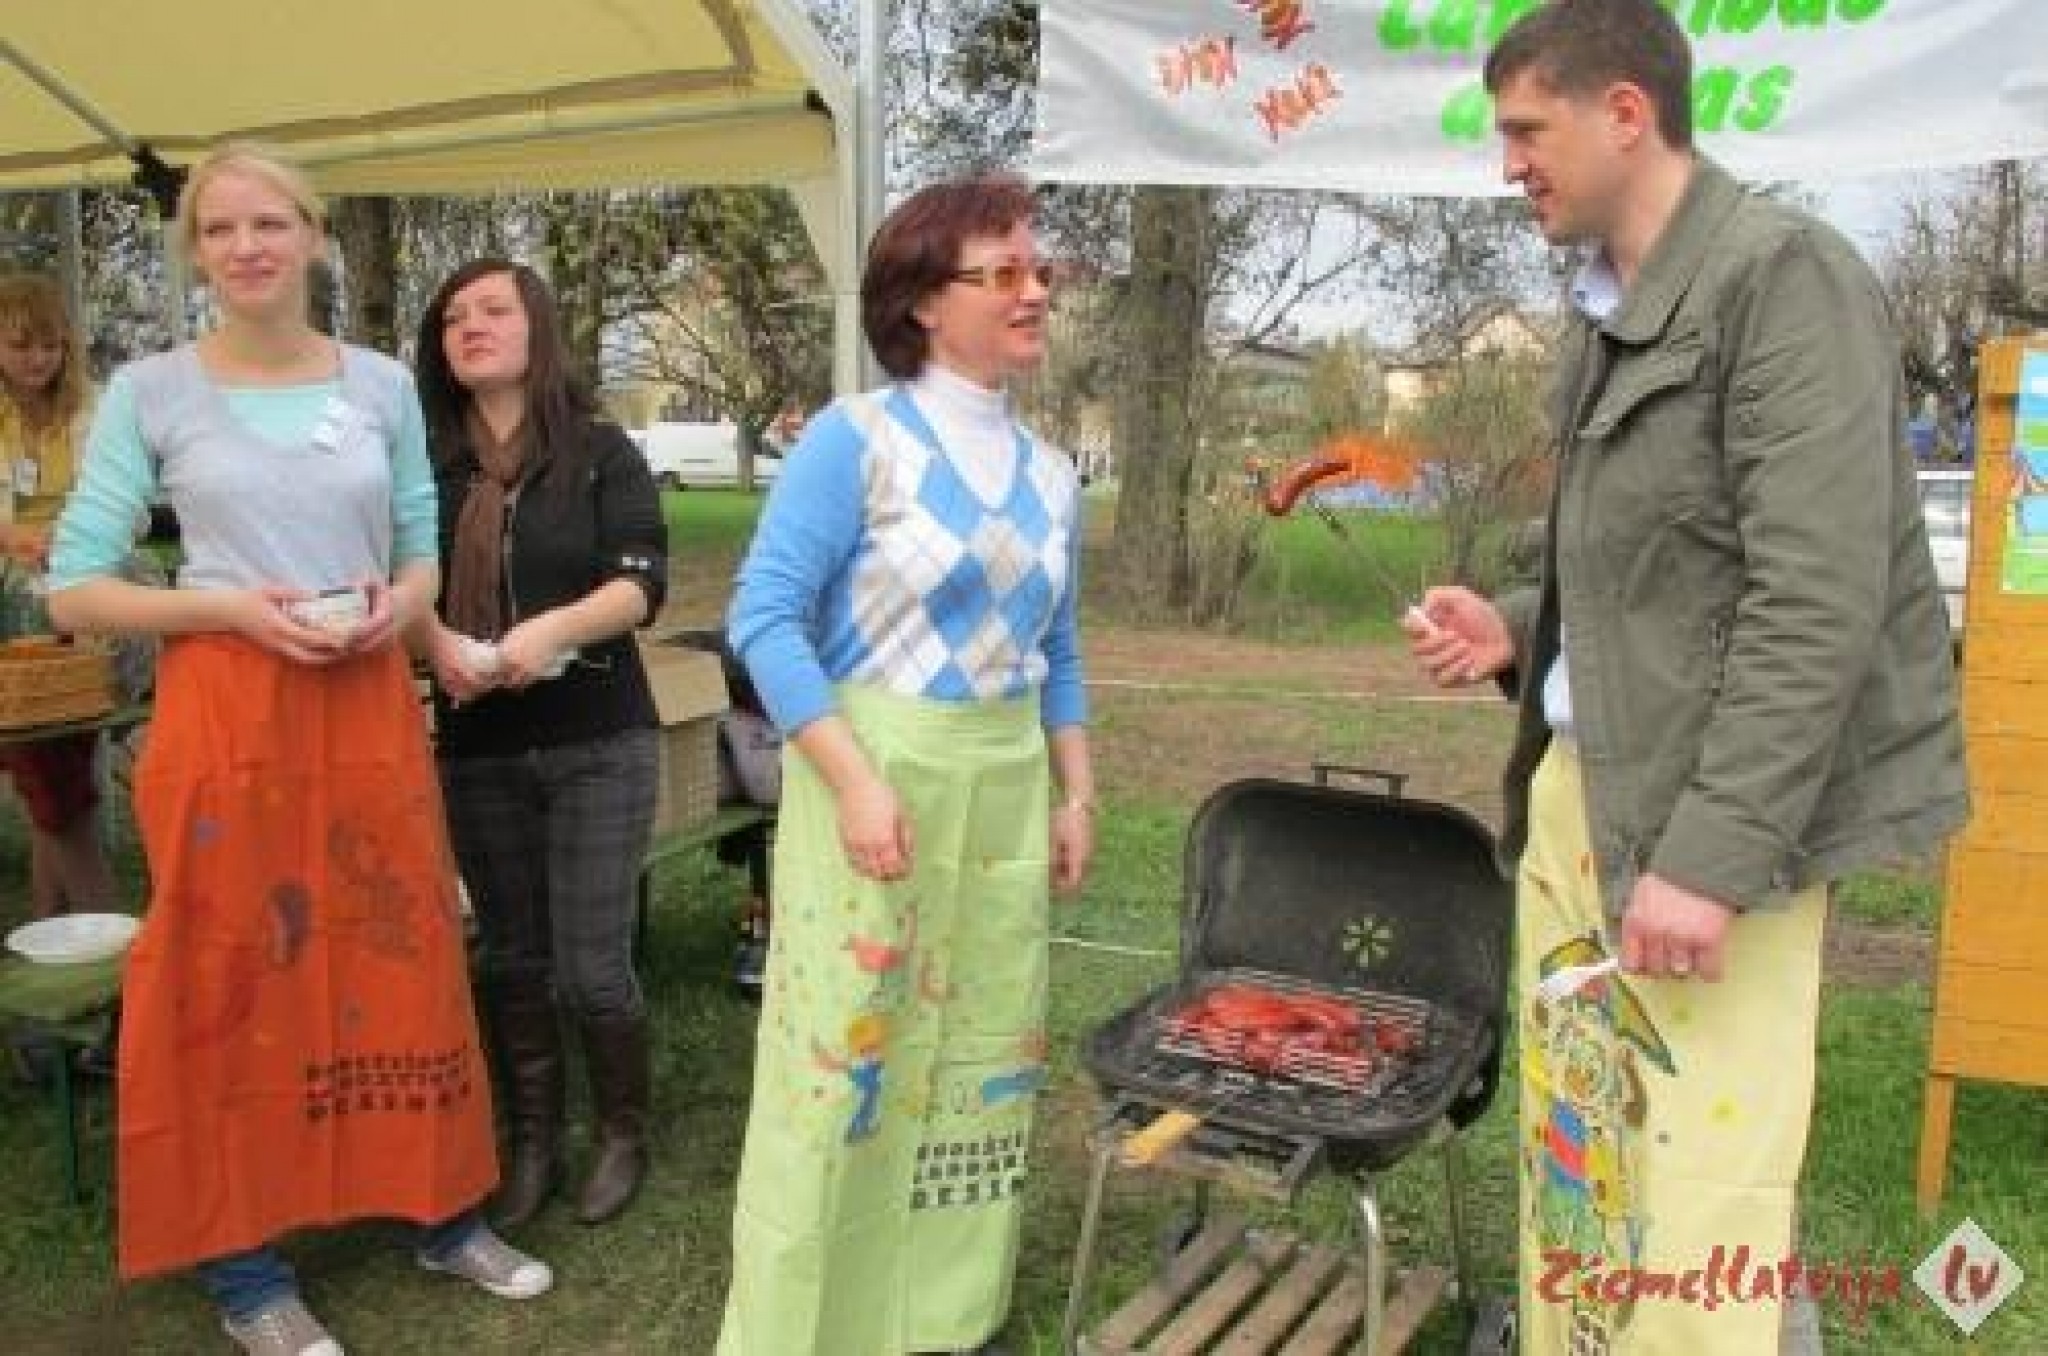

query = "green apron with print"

[718,684,1051,1356]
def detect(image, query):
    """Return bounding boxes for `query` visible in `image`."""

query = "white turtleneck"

[907,362,1016,506]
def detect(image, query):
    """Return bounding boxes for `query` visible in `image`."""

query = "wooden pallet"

[1079,1215,1449,1356]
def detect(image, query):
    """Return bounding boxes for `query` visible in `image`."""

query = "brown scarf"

[445,406,530,641]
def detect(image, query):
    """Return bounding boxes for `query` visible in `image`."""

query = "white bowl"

[288,587,369,632]
[6,912,140,965]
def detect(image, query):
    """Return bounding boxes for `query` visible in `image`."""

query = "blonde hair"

[0,272,90,427]
[173,142,328,261]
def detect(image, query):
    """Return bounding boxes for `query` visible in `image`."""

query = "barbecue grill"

[1061,767,1513,1356]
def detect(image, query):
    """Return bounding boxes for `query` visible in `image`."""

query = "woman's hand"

[494,612,572,689]
[425,621,497,704]
[1050,800,1094,896]
[346,579,401,654]
[1404,585,1513,687]
[229,587,349,666]
[838,773,913,883]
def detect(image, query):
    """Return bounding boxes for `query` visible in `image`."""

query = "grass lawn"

[0,492,2039,1352]
[659,487,1453,645]
[2,791,2038,1352]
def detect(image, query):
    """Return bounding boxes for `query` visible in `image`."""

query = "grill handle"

[1095,1095,1327,1202]
[1310,762,1409,798]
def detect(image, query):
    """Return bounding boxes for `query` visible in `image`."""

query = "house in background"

[1379,304,1554,433]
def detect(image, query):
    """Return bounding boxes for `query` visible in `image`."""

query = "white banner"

[1031,0,2048,195]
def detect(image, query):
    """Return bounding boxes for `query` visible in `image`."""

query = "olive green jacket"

[1498,160,1969,917]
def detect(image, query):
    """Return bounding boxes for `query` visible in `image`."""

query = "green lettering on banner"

[1779,0,1830,26]
[1693,66,1742,132]
[1839,0,1888,19]
[1379,0,1424,50]
[1688,65,1794,135]
[1441,82,1494,143]
[1381,0,1543,53]
[1734,64,1793,131]
[1428,0,1481,51]
[1715,0,1774,35]
[1663,0,1719,39]
[1487,0,1544,45]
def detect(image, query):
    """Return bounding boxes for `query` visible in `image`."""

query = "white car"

[627,421,782,490]
[1917,467,1971,638]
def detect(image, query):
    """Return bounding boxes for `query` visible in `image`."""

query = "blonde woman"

[49,145,548,1356]
[0,273,120,919]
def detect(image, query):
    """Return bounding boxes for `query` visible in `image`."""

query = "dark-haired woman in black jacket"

[414,259,668,1229]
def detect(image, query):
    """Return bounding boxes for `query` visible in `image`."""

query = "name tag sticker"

[310,397,356,454]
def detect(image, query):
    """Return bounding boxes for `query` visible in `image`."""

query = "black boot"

[484,981,565,1230]
[575,1014,651,1224]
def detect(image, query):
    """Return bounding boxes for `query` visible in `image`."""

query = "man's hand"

[1621,873,1736,982]
[1403,586,1514,687]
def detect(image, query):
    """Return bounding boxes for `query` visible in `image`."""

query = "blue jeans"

[198,1210,482,1322]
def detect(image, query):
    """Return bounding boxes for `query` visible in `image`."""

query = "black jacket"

[431,418,669,758]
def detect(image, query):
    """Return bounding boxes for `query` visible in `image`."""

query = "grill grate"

[1090,969,1462,1138]
[1153,979,1429,1097]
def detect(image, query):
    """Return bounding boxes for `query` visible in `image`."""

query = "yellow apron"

[1517,741,1825,1354]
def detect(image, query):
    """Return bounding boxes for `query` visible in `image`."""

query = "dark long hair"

[414,258,594,477]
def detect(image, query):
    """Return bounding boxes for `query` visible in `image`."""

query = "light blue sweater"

[728,383,1086,735]
[51,344,436,592]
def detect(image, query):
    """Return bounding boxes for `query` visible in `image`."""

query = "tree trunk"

[332,197,399,351]
[544,197,610,388]
[736,419,767,493]
[1108,185,1211,618]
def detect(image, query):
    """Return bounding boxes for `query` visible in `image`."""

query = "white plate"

[5,912,140,965]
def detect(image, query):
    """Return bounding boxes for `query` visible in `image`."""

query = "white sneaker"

[222,1297,344,1356]
[416,1223,554,1300]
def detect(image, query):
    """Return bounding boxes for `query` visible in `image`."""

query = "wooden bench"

[0,953,123,1203]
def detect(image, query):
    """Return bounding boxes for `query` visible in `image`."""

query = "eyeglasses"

[949,261,1055,294]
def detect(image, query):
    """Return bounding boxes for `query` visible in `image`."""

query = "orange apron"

[117,636,496,1279]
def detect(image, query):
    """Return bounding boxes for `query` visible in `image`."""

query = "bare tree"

[1879,161,2048,452]
[331,197,398,351]
[1106,185,1215,616]
[609,187,834,484]
[1403,353,1556,591]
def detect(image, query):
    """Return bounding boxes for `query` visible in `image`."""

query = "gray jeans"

[439,726,659,1019]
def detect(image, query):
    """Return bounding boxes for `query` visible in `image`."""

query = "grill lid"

[1178,777,1510,1024]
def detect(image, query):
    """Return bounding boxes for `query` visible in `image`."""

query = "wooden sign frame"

[1917,337,2048,1212]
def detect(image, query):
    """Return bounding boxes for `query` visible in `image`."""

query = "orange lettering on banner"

[1236,0,1317,51]
[1253,62,1342,141]
[1156,35,1240,97]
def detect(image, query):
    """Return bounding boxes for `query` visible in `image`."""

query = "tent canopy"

[0,0,861,385]
[0,0,843,193]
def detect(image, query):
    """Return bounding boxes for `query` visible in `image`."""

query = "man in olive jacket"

[1405,2,1968,1352]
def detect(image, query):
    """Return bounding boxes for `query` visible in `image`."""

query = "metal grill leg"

[1060,1140,1118,1356]
[1352,1176,1386,1356]
[1440,1133,1478,1315]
